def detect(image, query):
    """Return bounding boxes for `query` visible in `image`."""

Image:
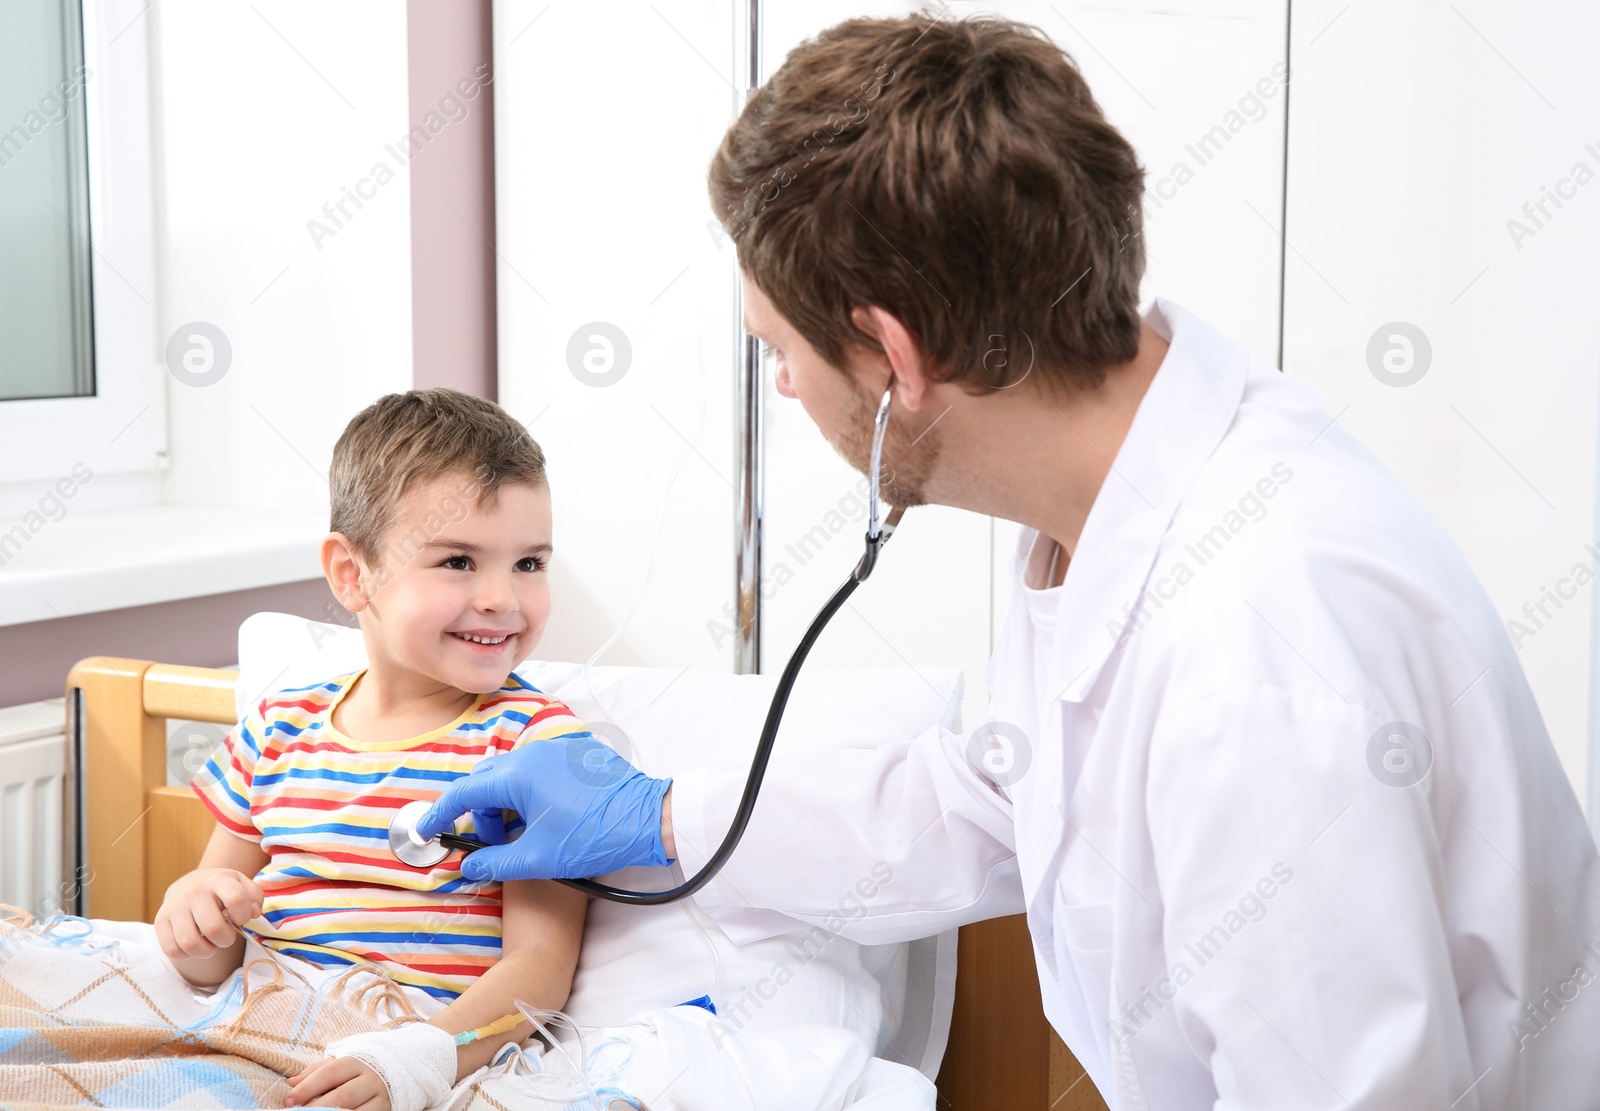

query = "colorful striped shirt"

[191,669,591,1000]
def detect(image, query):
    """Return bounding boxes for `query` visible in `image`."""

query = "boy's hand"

[154,867,263,960]
[316,1022,459,1111]
[286,1057,390,1111]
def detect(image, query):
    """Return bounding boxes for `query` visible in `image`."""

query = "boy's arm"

[155,822,270,987]
[428,695,592,1074]
[428,878,589,1076]
[285,879,588,1110]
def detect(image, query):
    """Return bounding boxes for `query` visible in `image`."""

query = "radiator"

[0,698,66,918]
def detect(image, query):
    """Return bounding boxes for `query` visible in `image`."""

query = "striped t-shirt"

[191,669,591,1000]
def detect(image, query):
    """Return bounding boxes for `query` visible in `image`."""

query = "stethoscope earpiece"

[855,380,901,582]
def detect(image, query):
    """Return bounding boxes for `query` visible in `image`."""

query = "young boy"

[158,389,592,1111]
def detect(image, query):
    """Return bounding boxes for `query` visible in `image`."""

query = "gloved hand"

[418,734,673,883]
[469,806,507,846]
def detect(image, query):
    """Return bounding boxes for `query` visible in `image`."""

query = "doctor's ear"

[321,533,373,613]
[850,305,931,412]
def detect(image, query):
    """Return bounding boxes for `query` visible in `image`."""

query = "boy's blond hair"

[330,388,546,564]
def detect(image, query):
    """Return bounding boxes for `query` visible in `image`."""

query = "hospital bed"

[65,655,1106,1110]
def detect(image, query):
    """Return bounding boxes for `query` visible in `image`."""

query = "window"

[0,0,162,496]
[0,0,94,403]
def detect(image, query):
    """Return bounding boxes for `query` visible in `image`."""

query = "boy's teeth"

[455,632,508,645]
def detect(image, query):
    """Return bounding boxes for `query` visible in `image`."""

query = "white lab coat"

[672,299,1600,1109]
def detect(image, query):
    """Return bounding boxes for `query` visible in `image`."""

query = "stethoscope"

[390,381,906,904]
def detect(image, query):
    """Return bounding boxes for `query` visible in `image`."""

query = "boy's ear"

[321,533,372,613]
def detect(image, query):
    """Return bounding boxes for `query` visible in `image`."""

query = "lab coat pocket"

[1057,899,1115,951]
[1054,899,1115,1019]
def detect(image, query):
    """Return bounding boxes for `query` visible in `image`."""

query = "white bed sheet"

[230,612,961,1107]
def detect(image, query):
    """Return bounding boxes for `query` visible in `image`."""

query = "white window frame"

[0,0,164,489]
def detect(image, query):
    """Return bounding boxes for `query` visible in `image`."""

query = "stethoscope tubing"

[561,381,902,904]
[558,561,865,904]
[408,382,903,904]
[415,512,900,901]
[437,831,488,854]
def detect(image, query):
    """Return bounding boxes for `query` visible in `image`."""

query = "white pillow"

[234,612,961,1079]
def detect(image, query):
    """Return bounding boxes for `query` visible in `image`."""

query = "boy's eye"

[516,556,547,573]
[442,555,472,571]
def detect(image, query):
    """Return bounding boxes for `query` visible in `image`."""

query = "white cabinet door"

[494,0,742,674]
[1280,0,1600,806]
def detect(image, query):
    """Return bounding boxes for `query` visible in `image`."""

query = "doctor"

[422,14,1600,1108]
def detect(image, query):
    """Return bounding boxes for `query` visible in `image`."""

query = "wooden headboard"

[66,655,1106,1110]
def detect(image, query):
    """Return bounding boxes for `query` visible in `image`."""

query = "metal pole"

[734,0,763,675]
[67,685,86,917]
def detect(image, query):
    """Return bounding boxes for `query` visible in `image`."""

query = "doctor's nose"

[774,361,796,398]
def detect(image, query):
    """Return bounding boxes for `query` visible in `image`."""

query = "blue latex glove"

[469,808,507,846]
[418,734,673,883]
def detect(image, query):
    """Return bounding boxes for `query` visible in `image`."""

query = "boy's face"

[353,474,554,694]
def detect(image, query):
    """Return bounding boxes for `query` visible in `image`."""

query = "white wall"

[1281,0,1600,802]
[493,0,740,673]
[153,0,413,512]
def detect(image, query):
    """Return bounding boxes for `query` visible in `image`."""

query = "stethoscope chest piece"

[390,799,451,867]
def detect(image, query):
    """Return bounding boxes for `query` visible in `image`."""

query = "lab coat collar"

[1037,297,1249,704]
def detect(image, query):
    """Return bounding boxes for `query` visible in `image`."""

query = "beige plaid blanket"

[0,911,656,1110]
[0,907,414,1110]
[0,907,908,1110]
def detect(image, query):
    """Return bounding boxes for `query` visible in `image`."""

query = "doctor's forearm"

[667,739,1022,934]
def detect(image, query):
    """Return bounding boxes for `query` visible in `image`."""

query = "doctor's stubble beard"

[828,375,941,510]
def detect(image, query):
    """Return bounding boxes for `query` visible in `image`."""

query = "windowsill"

[0,503,326,628]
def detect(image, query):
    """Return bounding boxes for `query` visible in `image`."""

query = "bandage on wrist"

[326,1021,457,1111]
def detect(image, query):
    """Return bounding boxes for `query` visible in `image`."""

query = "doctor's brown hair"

[709,15,1146,392]
[329,388,546,563]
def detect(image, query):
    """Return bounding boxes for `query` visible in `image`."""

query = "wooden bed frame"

[67,655,1107,1110]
